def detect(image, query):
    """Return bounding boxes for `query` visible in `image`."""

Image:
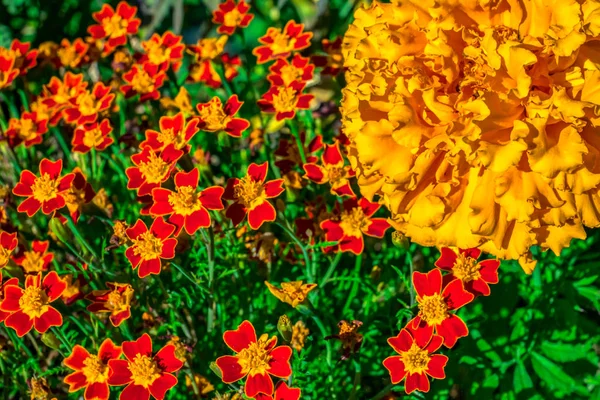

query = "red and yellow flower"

[435,248,501,297]
[223,163,285,230]
[125,144,184,196]
[0,39,38,75]
[57,38,89,69]
[160,87,194,116]
[63,169,96,222]
[408,269,474,348]
[253,21,313,64]
[383,326,448,394]
[140,112,199,152]
[64,82,115,125]
[72,119,114,153]
[64,339,122,400]
[195,95,250,138]
[88,1,141,54]
[303,141,355,197]
[12,159,75,217]
[107,333,183,400]
[141,31,185,72]
[0,271,66,337]
[257,81,313,121]
[212,0,254,35]
[12,240,54,274]
[0,55,19,90]
[85,282,134,327]
[255,382,301,400]
[267,54,314,87]
[150,168,224,236]
[0,231,18,268]
[187,36,240,88]
[312,37,343,76]
[42,72,88,125]
[0,271,19,323]
[5,111,48,148]
[320,197,390,255]
[121,63,167,102]
[125,218,178,278]
[60,274,85,306]
[215,320,292,398]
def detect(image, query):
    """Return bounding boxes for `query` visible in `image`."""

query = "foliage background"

[1,0,600,399]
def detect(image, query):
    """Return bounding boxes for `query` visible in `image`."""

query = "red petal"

[303,164,326,183]
[224,94,243,115]
[1,285,24,311]
[150,217,175,239]
[442,279,474,310]
[64,371,88,392]
[245,372,274,398]
[108,359,132,385]
[264,179,285,198]
[460,247,481,260]
[154,344,183,373]
[267,346,292,377]
[149,374,177,400]
[382,356,407,384]
[17,197,42,217]
[174,169,199,188]
[426,354,448,379]
[467,278,491,297]
[34,307,63,333]
[479,259,500,284]
[322,143,343,166]
[223,320,257,352]
[120,384,150,400]
[85,382,109,400]
[199,186,224,210]
[339,235,364,255]
[138,258,162,278]
[387,329,413,354]
[226,202,247,226]
[405,372,430,394]
[435,247,457,270]
[43,271,67,301]
[224,118,250,137]
[123,333,153,361]
[64,345,90,370]
[358,197,380,217]
[126,219,148,240]
[406,317,434,349]
[364,218,390,238]
[248,201,276,230]
[160,238,177,259]
[40,158,62,179]
[215,355,245,383]
[184,209,211,234]
[413,269,442,299]
[437,314,468,348]
[248,162,268,182]
[125,247,142,269]
[5,311,34,337]
[98,338,122,362]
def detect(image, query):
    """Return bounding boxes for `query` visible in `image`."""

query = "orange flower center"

[400,343,430,375]
[196,38,225,60]
[279,64,304,86]
[19,286,49,318]
[418,293,448,326]
[198,101,228,131]
[137,152,170,184]
[102,15,129,39]
[21,251,45,274]
[156,128,187,150]
[270,32,296,55]
[53,85,81,105]
[18,119,38,141]
[452,254,481,283]
[168,186,201,216]
[128,354,161,388]
[77,92,99,116]
[82,354,109,384]
[106,287,131,312]
[130,70,155,94]
[58,46,79,68]
[233,175,266,209]
[223,8,244,26]
[0,247,10,267]
[31,173,60,202]
[133,231,163,261]
[65,186,86,210]
[83,126,105,148]
[237,334,272,376]
[325,165,344,184]
[339,207,367,238]
[271,86,298,113]
[144,41,169,65]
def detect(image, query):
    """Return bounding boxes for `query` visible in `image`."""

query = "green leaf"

[531,351,576,394]
[541,341,589,363]
[513,360,533,393]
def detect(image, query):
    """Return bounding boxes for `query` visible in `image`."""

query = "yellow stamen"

[168,186,201,216]
[77,92,99,116]
[128,354,161,388]
[198,99,228,131]
[339,207,367,238]
[223,8,244,27]
[130,69,154,94]
[132,231,163,261]
[82,126,105,148]
[82,355,109,383]
[19,286,49,318]
[271,86,298,113]
[236,334,272,376]
[270,31,296,55]
[18,118,38,141]
[401,343,430,375]
[233,175,265,209]
[418,293,448,326]
[102,15,128,39]
[137,152,169,184]
[21,251,45,273]
[31,174,59,202]
[452,253,481,282]
[279,64,304,86]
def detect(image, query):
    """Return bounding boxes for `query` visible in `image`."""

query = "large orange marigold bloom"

[341,0,600,272]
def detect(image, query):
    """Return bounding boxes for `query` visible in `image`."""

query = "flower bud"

[277,315,293,343]
[41,332,61,351]
[209,361,222,379]
[392,231,409,250]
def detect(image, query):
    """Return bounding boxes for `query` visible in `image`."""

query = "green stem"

[171,262,210,294]
[343,255,363,314]
[65,214,98,260]
[287,120,307,164]
[319,252,343,290]
[203,227,217,332]
[275,221,313,282]
[90,148,98,181]
[309,311,333,366]
[370,383,395,400]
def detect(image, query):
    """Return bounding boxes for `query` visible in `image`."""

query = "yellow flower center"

[223,8,244,26]
[65,186,86,209]
[279,64,304,86]
[237,334,272,376]
[77,92,99,116]
[130,70,154,94]
[102,15,128,39]
[82,355,109,384]
[325,165,344,184]
[168,186,201,216]
[133,231,164,261]
[418,293,448,326]
[270,32,295,55]
[233,175,266,209]
[58,46,78,67]
[144,41,169,65]
[272,86,298,113]
[452,254,481,283]
[128,354,161,388]
[400,343,430,375]
[156,128,187,150]
[19,119,38,141]
[339,207,367,238]
[137,152,170,184]
[21,251,45,274]
[31,174,60,202]
[196,38,226,60]
[198,101,228,131]
[82,126,105,148]
[19,286,49,318]
[106,288,129,312]
[0,247,10,266]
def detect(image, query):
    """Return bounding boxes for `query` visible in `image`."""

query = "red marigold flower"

[320,197,390,255]
[223,163,285,230]
[64,168,97,222]
[312,37,343,76]
[408,268,474,348]
[257,81,313,121]
[12,159,75,217]
[325,320,364,360]
[12,240,54,274]
[0,271,66,337]
[64,82,115,125]
[140,112,199,152]
[42,72,88,125]
[57,38,89,69]
[88,1,141,54]
[0,271,19,323]
[195,95,250,138]
[85,282,134,327]
[0,231,18,268]
[212,0,254,35]
[72,119,114,153]
[107,333,183,400]
[60,274,85,306]
[303,141,355,197]
[215,320,292,398]
[5,111,48,148]
[383,325,448,394]
[275,133,322,174]
[64,338,122,400]
[255,381,301,400]
[126,144,183,196]
[124,218,178,278]
[435,247,501,297]
[141,31,185,72]
[253,21,313,64]
[267,54,314,86]
[0,39,38,75]
[150,168,224,236]
[121,63,167,102]
[0,55,19,90]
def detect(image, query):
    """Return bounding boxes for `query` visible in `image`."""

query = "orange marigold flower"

[215,320,293,398]
[0,271,19,323]
[267,54,314,86]
[312,37,343,76]
[5,111,48,148]
[88,1,141,54]
[121,63,167,102]
[223,163,285,230]
[141,31,185,72]
[196,95,250,138]
[60,274,85,306]
[85,282,134,327]
[320,197,390,255]
[140,112,200,152]
[64,82,115,125]
[107,333,183,399]
[253,21,312,64]
[408,269,474,348]
[212,0,254,35]
[383,325,448,394]
[264,281,317,308]
[257,81,313,121]
[63,338,122,400]
[0,55,20,90]
[57,38,89,69]
[303,141,356,197]
[325,320,363,360]
[255,382,301,400]
[149,168,224,236]
[125,217,178,278]
[0,39,38,75]
[72,119,114,153]
[436,247,501,297]
[126,144,183,196]
[0,231,18,268]
[0,271,66,337]
[12,240,54,274]
[160,86,194,116]
[42,72,88,125]
[64,168,96,222]
[12,159,75,217]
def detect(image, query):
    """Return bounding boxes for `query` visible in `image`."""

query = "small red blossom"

[275,133,322,174]
[0,231,18,268]
[312,37,344,76]
[72,119,114,153]
[64,82,115,125]
[125,144,184,197]
[42,72,88,125]
[212,0,254,35]
[303,141,355,197]
[215,320,292,398]
[125,218,178,278]
[140,112,199,152]
[12,159,75,217]
[408,269,474,348]
[57,38,89,69]
[63,168,97,222]
[121,63,167,102]
[64,339,123,400]
[257,81,313,121]
[195,95,250,138]
[0,39,38,75]
[107,333,183,400]
[320,197,390,255]
[88,1,141,54]
[223,163,285,230]
[0,271,19,323]
[86,282,134,327]
[150,168,224,236]
[141,31,185,72]
[267,54,314,86]
[0,55,19,90]
[253,21,313,64]
[255,381,301,400]
[435,247,501,297]
[5,111,48,148]
[0,271,67,337]
[12,240,54,274]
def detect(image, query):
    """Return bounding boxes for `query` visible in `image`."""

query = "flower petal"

[245,372,274,398]
[435,247,458,270]
[149,374,177,400]
[215,355,245,383]
[267,346,292,377]
[223,320,257,352]
[154,344,184,373]
[413,269,442,299]
[426,354,448,379]
[437,314,468,348]
[382,356,407,384]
